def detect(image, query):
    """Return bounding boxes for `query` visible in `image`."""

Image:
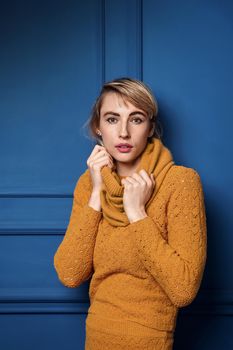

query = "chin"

[115,154,137,164]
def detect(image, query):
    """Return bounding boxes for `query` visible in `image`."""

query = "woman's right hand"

[87,145,114,192]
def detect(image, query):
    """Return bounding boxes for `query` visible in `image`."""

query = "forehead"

[100,92,143,113]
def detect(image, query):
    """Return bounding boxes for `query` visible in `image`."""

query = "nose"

[119,121,130,138]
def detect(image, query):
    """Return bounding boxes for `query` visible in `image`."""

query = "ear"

[96,128,101,136]
[148,121,155,137]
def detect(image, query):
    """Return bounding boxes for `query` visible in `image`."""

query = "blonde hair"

[83,77,163,143]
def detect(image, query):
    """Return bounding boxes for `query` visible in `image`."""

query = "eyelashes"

[106,117,144,124]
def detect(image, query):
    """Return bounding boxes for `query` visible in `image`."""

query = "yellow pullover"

[53,137,207,349]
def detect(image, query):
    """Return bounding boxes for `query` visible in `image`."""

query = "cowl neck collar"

[98,137,175,227]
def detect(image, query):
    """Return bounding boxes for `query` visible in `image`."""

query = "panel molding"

[0,197,73,232]
[0,302,89,314]
[0,193,72,198]
[104,0,143,80]
[0,289,233,315]
[0,228,65,236]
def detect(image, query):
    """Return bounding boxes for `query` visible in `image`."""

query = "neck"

[115,156,141,177]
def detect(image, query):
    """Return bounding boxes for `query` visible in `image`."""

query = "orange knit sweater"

[53,139,207,350]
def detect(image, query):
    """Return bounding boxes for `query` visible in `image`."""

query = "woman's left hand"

[121,169,155,223]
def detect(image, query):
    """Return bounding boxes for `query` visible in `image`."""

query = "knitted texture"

[85,323,174,350]
[99,137,175,226]
[54,161,207,349]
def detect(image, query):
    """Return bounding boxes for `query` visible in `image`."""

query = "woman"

[53,77,207,350]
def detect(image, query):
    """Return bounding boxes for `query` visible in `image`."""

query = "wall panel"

[1,0,232,349]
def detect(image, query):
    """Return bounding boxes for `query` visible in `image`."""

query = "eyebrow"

[102,111,147,118]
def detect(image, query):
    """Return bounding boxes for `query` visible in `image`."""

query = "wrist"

[92,186,101,194]
[88,190,102,212]
[128,208,148,223]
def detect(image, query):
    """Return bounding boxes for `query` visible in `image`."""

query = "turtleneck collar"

[97,137,175,227]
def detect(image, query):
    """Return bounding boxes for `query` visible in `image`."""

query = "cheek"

[102,128,118,139]
[134,127,150,138]
[100,122,114,133]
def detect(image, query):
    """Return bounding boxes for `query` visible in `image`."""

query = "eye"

[132,117,143,124]
[106,117,117,124]
[105,116,144,124]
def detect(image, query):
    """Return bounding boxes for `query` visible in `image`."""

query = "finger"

[90,145,114,161]
[93,150,113,161]
[89,155,113,168]
[94,155,113,164]
[93,159,113,170]
[138,169,151,180]
[120,177,131,185]
[89,145,105,158]
[149,173,155,185]
[138,170,155,186]
[123,176,139,185]
[131,172,147,185]
[90,148,114,163]
[150,173,155,186]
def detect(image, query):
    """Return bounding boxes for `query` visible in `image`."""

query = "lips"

[115,144,133,153]
[115,144,133,148]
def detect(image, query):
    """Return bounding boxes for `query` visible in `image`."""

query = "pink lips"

[115,144,133,153]
[116,143,132,148]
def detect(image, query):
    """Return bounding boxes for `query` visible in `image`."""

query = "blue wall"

[1,0,233,349]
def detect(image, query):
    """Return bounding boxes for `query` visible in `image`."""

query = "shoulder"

[168,164,202,183]
[165,165,204,194]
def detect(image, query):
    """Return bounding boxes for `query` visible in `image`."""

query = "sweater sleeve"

[53,173,102,288]
[128,167,207,307]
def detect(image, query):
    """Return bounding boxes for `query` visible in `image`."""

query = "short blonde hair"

[84,77,163,143]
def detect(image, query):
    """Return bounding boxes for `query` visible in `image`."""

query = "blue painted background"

[0,0,233,349]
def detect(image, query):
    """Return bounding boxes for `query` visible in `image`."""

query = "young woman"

[54,77,207,350]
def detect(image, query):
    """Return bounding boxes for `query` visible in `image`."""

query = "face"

[98,92,154,175]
